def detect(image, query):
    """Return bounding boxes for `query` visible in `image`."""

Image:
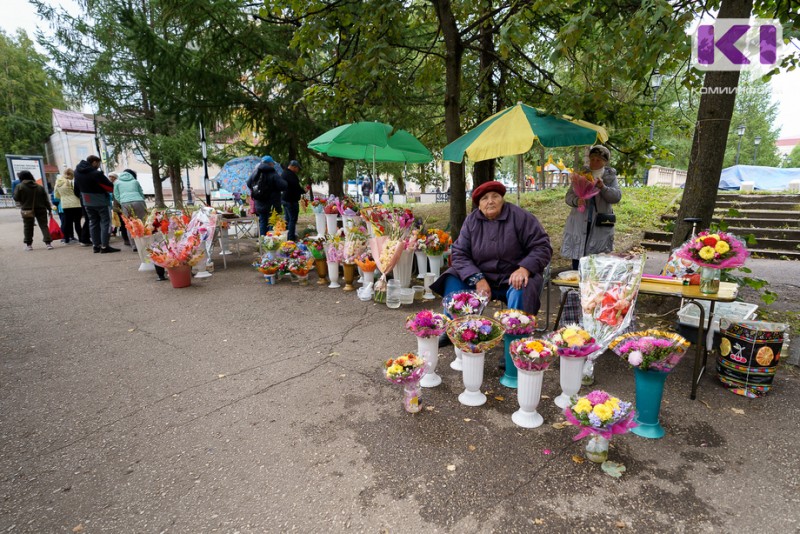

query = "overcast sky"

[3,0,800,139]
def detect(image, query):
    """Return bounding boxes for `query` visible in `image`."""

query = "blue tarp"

[719,165,800,190]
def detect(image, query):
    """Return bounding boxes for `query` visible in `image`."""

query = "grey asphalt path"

[1,207,799,533]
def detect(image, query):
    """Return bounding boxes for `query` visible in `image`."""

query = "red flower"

[702,237,717,247]
[598,307,619,326]
[461,330,477,341]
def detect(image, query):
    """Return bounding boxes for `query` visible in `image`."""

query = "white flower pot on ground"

[361,269,375,287]
[450,346,463,371]
[415,250,427,279]
[458,351,487,406]
[314,213,326,237]
[393,249,414,288]
[326,261,341,288]
[427,254,444,278]
[325,213,338,235]
[554,355,587,409]
[512,369,545,428]
[133,235,155,272]
[417,336,441,388]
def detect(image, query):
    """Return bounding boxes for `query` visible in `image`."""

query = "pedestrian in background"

[54,168,83,244]
[280,160,304,242]
[114,169,147,252]
[13,171,53,251]
[74,155,119,253]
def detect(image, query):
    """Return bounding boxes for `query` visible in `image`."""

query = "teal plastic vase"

[500,334,527,389]
[632,367,669,439]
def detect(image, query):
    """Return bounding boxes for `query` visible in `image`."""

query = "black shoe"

[123,241,131,247]
[93,246,101,253]
[81,242,93,247]
[438,333,452,348]
[100,246,121,254]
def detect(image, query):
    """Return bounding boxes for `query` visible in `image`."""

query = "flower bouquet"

[550,325,602,409]
[508,337,558,428]
[123,214,155,271]
[443,291,489,317]
[323,200,339,215]
[676,230,749,295]
[148,231,205,288]
[570,171,600,212]
[253,256,285,281]
[609,330,690,439]
[287,253,314,285]
[579,254,645,383]
[304,237,327,260]
[406,310,450,388]
[366,209,413,302]
[324,233,345,288]
[310,197,328,214]
[564,390,637,463]
[384,352,426,413]
[422,228,452,256]
[446,315,505,406]
[184,207,218,278]
[355,251,376,273]
[494,309,536,336]
[260,232,285,256]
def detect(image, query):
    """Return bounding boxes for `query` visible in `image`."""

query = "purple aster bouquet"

[405,310,449,338]
[445,315,505,353]
[609,330,691,373]
[443,291,489,317]
[494,309,537,335]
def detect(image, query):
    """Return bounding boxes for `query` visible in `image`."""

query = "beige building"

[45,109,222,202]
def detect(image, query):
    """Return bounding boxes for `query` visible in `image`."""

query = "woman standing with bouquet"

[561,145,621,269]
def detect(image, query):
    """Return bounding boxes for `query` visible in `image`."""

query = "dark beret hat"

[471,180,506,206]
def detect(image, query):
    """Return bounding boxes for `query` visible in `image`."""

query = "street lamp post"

[200,120,211,205]
[735,124,746,165]
[753,136,762,165]
[643,70,663,186]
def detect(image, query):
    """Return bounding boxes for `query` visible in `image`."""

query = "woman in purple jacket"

[431,181,552,343]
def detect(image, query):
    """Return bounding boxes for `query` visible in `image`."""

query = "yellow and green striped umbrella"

[443,103,608,163]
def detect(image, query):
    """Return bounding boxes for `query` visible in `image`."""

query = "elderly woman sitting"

[430,181,552,345]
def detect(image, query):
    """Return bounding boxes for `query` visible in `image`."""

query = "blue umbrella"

[212,156,262,196]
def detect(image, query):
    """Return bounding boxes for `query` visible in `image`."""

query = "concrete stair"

[642,193,800,260]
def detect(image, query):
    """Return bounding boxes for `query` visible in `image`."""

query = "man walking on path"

[73,155,120,253]
[247,155,287,236]
[13,171,53,250]
[281,160,304,242]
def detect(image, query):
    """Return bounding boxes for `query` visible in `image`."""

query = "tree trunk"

[169,163,184,208]
[671,0,753,248]
[472,6,496,188]
[328,158,345,198]
[433,0,466,237]
[151,157,166,209]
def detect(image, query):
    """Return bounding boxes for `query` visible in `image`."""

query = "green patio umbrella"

[442,102,608,201]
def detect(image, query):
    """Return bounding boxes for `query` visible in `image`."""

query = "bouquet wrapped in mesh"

[384,353,426,385]
[445,315,505,354]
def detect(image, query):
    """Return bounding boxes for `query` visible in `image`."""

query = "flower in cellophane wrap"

[579,254,645,361]
[570,171,600,212]
[549,325,601,358]
[509,338,558,372]
[384,353,426,385]
[303,237,327,260]
[260,231,285,253]
[148,230,206,268]
[494,309,536,336]
[310,197,327,214]
[675,230,749,269]
[422,228,452,255]
[442,291,489,318]
[405,310,449,338]
[445,315,505,354]
[184,207,218,252]
[343,225,368,263]
[286,245,314,277]
[122,214,153,239]
[253,256,284,275]
[609,330,691,373]
[354,251,376,273]
[564,390,637,441]
[324,233,346,263]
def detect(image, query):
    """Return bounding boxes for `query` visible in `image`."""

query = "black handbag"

[595,213,616,227]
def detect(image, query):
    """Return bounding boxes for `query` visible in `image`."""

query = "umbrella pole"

[516,154,523,205]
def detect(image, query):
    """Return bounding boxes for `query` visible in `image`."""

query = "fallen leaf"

[731,408,745,415]
[329,352,340,357]
[446,464,456,471]
[218,374,226,378]
[616,521,626,528]
[463,418,471,422]
[72,525,84,533]
[700,400,712,409]
[601,461,626,478]
[533,518,545,525]
[425,406,435,411]
[551,421,570,429]
[468,445,476,451]
[171,319,176,322]
[571,455,585,464]
[540,395,550,399]
[127,328,135,332]
[494,396,505,401]
[339,374,346,378]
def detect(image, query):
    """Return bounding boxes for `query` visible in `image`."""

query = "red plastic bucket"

[167,264,192,288]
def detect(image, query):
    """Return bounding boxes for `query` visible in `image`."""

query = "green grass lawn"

[298,186,683,269]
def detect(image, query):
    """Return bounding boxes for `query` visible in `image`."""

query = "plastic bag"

[48,216,64,240]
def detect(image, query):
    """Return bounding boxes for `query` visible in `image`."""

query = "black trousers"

[62,207,83,242]
[22,210,52,245]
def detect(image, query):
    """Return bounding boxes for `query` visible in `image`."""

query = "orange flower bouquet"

[148,231,205,269]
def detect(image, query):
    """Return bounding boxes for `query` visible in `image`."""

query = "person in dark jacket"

[73,155,120,253]
[430,181,552,345]
[13,171,53,251]
[281,160,304,241]
[246,155,287,236]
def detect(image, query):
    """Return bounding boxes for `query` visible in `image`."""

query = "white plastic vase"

[133,235,155,272]
[415,250,427,279]
[326,261,341,288]
[194,241,213,278]
[417,336,441,388]
[450,346,463,371]
[554,355,587,409]
[427,254,444,278]
[325,213,338,235]
[314,213,326,237]
[458,351,486,406]
[393,249,414,288]
[512,369,545,428]
[361,269,375,287]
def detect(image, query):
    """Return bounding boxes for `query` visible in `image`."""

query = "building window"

[76,145,89,161]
